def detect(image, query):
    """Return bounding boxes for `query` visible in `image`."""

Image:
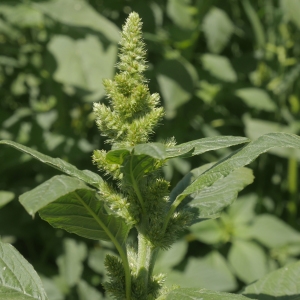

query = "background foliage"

[1,0,300,299]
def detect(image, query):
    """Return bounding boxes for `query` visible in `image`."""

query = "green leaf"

[48,35,117,101]
[166,0,196,30]
[243,260,300,299]
[281,0,300,29]
[228,193,257,225]
[56,239,87,287]
[77,280,104,300]
[34,0,119,43]
[171,164,253,220]
[158,288,249,300]
[19,175,130,246]
[248,214,300,248]
[203,7,234,54]
[174,133,300,213]
[0,140,103,188]
[190,219,224,244]
[235,88,276,112]
[243,115,300,160]
[0,240,48,300]
[154,240,188,273]
[0,3,43,28]
[156,58,196,118]
[107,142,194,165]
[229,240,268,284]
[167,136,250,158]
[107,136,250,164]
[0,191,14,208]
[201,54,237,82]
[165,251,237,291]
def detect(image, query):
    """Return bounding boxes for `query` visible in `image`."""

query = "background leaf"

[203,7,234,54]
[34,0,119,42]
[201,54,237,82]
[158,288,250,300]
[243,260,300,299]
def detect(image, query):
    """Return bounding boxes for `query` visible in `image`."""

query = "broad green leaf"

[243,260,300,299]
[19,175,130,246]
[0,240,48,300]
[248,214,300,248]
[281,0,300,29]
[201,54,237,82]
[77,280,104,300]
[203,7,234,54]
[171,164,253,220]
[228,194,257,225]
[40,277,63,300]
[34,0,119,43]
[56,239,87,287]
[235,88,276,112]
[174,133,300,212]
[154,240,188,273]
[0,140,102,188]
[106,142,193,164]
[107,136,250,164]
[243,115,300,161]
[165,251,237,291]
[229,240,268,284]
[158,288,249,300]
[88,248,114,275]
[166,0,196,30]
[156,58,196,118]
[167,136,250,158]
[190,219,224,244]
[48,35,117,101]
[0,191,14,208]
[0,3,43,28]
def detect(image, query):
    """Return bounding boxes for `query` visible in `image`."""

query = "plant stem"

[130,156,146,214]
[137,231,156,294]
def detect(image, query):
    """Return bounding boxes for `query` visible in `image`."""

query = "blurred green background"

[1,0,300,299]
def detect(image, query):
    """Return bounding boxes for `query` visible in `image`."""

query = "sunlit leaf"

[243,260,300,299]
[243,115,300,160]
[229,240,268,284]
[171,164,253,220]
[156,58,196,118]
[248,214,300,248]
[166,0,196,29]
[0,240,48,300]
[34,0,119,42]
[19,175,130,246]
[167,136,250,158]
[280,0,300,30]
[56,239,87,287]
[0,191,14,208]
[201,54,237,82]
[0,140,103,188]
[190,219,224,244]
[235,88,276,112]
[158,288,249,300]
[48,35,117,101]
[173,133,300,214]
[77,280,104,300]
[203,7,234,54]
[164,251,237,291]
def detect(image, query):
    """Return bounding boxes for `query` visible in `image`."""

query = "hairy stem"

[137,232,156,294]
[130,156,146,215]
